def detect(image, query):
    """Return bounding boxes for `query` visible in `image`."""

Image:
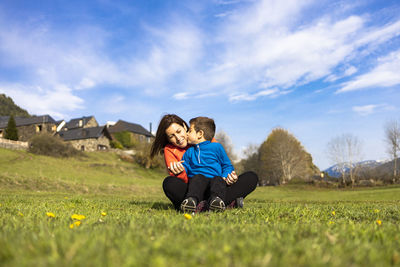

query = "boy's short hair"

[189,117,215,141]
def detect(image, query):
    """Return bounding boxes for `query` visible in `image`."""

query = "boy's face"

[187,124,201,144]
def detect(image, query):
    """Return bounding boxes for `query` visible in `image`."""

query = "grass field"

[1,148,400,266]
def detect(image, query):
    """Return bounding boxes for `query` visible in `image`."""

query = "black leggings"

[162,171,258,210]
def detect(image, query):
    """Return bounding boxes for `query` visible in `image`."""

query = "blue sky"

[1,0,399,169]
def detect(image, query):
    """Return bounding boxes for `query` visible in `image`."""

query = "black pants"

[162,171,258,210]
[186,174,227,203]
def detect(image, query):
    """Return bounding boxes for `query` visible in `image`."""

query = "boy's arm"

[216,144,235,178]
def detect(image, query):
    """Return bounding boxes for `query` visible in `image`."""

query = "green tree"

[258,128,318,185]
[113,131,137,148]
[5,115,18,141]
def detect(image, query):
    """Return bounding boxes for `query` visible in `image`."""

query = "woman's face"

[165,123,188,148]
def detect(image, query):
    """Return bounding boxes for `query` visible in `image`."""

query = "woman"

[150,114,258,211]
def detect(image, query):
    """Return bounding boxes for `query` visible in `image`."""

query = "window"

[79,120,83,127]
[36,125,42,132]
[80,145,85,151]
[97,145,107,150]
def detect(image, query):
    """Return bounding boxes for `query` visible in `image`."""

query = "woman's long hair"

[150,114,189,159]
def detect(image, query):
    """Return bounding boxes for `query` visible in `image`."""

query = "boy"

[180,116,234,212]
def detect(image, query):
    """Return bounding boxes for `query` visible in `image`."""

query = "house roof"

[108,120,153,137]
[58,126,110,141]
[0,115,56,129]
[64,116,96,130]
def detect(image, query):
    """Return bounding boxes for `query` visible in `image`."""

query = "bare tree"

[215,130,237,162]
[384,120,400,182]
[327,133,363,187]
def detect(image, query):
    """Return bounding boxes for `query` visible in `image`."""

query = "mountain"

[0,94,30,117]
[324,160,389,178]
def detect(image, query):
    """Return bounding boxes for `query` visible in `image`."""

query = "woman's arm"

[164,146,188,183]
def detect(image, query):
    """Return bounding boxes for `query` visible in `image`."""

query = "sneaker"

[209,196,226,212]
[196,200,208,213]
[180,197,197,213]
[235,197,244,208]
[226,197,244,209]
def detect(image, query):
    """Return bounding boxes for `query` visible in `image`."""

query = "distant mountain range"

[324,159,393,178]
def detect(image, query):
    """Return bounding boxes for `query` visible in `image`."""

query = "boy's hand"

[168,161,185,175]
[225,171,238,185]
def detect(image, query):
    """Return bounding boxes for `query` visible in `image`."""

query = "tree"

[237,144,259,177]
[258,128,317,185]
[215,130,237,162]
[5,115,18,141]
[327,133,363,187]
[384,119,400,182]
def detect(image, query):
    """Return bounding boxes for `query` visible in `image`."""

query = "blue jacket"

[182,141,234,178]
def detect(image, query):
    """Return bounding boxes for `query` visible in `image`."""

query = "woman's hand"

[168,161,185,175]
[225,171,238,185]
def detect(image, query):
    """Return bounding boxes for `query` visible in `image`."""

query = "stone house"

[0,115,60,141]
[108,120,154,143]
[57,126,112,151]
[61,116,98,131]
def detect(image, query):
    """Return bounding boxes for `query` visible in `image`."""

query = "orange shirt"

[164,144,189,183]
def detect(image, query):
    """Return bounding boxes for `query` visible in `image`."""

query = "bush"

[29,133,83,158]
[134,142,164,169]
[113,131,137,148]
[110,140,123,149]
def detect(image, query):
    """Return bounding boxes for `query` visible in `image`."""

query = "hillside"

[0,94,30,117]
[0,147,166,199]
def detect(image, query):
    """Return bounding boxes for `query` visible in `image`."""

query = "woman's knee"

[162,176,177,193]
[241,171,259,184]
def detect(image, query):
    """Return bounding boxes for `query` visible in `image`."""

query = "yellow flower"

[18,212,24,217]
[374,209,380,213]
[328,221,335,225]
[184,213,192,220]
[69,221,82,229]
[71,214,86,220]
[376,219,382,226]
[64,197,69,199]
[331,211,336,216]
[101,212,107,216]
[46,212,55,218]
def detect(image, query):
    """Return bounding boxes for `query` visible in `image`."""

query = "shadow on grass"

[129,200,174,210]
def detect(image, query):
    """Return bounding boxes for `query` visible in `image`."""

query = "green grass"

[1,148,400,266]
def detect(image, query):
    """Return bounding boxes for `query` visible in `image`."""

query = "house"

[57,126,112,151]
[0,115,59,141]
[62,116,98,131]
[108,120,154,143]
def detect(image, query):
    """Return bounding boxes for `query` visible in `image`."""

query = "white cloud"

[337,49,400,93]
[173,92,190,100]
[229,88,289,101]
[352,104,379,116]
[344,66,357,76]
[0,83,84,119]
[352,103,395,116]
[1,0,400,110]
